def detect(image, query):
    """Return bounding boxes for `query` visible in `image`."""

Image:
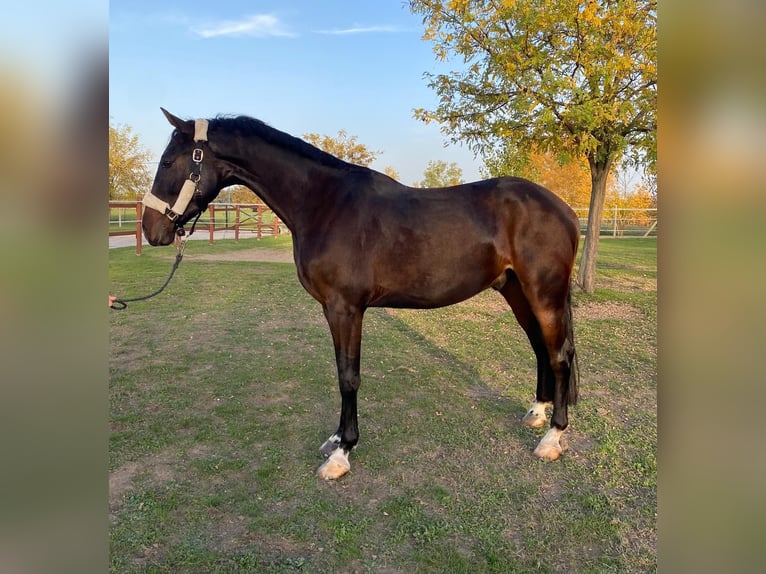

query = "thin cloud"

[315,25,403,35]
[193,14,295,39]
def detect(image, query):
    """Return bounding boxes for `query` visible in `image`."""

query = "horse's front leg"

[317,301,364,480]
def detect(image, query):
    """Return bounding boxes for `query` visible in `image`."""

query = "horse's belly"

[367,240,506,309]
[370,290,480,309]
[369,269,497,309]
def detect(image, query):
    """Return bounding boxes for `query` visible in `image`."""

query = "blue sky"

[109,1,484,185]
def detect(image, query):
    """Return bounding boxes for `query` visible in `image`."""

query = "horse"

[142,109,580,480]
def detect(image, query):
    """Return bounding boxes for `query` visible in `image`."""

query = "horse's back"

[397,175,579,253]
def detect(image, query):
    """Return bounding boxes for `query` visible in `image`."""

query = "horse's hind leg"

[316,299,365,480]
[500,271,577,461]
[529,296,577,461]
[498,273,555,429]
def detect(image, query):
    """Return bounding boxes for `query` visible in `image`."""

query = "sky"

[109,1,484,186]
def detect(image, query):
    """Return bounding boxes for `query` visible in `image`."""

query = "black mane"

[209,115,356,171]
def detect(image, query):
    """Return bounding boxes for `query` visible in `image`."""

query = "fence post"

[135,201,142,255]
[273,215,278,237]
[257,205,263,240]
[208,204,215,244]
[235,205,240,242]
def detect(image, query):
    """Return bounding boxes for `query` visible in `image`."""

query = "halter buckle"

[192,148,204,163]
[164,208,180,222]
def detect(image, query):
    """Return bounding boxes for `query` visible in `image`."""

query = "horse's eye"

[161,160,172,168]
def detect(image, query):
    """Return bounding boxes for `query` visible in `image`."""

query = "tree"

[302,130,381,167]
[409,0,657,292]
[643,172,657,204]
[383,166,401,181]
[484,147,594,208]
[214,184,260,204]
[419,160,465,187]
[604,178,655,233]
[108,121,152,200]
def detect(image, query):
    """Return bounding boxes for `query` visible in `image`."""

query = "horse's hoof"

[522,410,547,428]
[522,401,551,428]
[317,449,350,480]
[533,427,564,461]
[533,441,563,461]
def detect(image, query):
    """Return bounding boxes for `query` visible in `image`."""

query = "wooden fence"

[109,201,287,255]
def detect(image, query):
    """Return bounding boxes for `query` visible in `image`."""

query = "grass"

[110,236,656,573]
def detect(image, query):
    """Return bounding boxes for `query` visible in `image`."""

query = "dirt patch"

[109,445,214,514]
[598,272,657,292]
[575,301,642,320]
[109,461,142,514]
[187,248,293,263]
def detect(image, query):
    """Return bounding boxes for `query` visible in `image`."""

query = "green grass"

[110,236,656,573]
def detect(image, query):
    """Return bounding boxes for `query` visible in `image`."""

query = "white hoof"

[522,401,551,429]
[317,449,351,480]
[533,427,564,461]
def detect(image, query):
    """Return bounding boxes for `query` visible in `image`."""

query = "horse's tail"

[564,286,579,406]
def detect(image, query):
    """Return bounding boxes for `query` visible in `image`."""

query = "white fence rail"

[572,207,657,238]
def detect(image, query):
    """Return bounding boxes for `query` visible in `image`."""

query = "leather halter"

[141,119,209,228]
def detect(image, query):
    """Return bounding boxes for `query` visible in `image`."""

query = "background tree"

[214,184,260,204]
[109,121,152,200]
[418,160,465,188]
[604,176,656,233]
[643,172,657,204]
[383,166,401,181]
[302,130,381,167]
[484,147,594,208]
[409,0,657,292]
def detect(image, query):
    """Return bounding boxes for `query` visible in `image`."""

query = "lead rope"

[109,212,202,310]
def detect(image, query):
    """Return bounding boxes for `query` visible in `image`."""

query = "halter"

[142,119,209,233]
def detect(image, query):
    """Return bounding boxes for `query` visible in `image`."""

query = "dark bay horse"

[142,109,580,480]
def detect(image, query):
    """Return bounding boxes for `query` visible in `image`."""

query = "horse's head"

[142,108,226,246]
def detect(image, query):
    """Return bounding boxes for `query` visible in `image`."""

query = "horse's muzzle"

[142,212,177,246]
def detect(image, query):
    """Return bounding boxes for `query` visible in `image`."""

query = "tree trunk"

[577,156,613,293]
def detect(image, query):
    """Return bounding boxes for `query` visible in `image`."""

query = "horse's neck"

[222,137,344,232]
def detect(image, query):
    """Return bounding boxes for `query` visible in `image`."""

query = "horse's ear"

[160,108,193,135]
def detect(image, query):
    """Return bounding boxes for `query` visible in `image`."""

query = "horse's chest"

[294,250,366,304]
